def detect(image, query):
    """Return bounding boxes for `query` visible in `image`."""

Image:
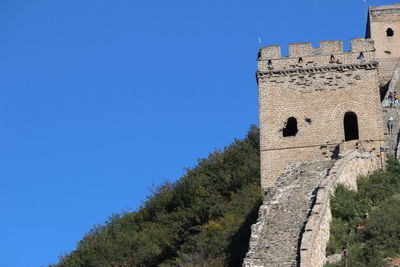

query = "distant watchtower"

[367,3,400,85]
[257,39,385,189]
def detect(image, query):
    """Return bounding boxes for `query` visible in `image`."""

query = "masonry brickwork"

[299,149,382,267]
[245,3,400,267]
[367,3,400,84]
[382,68,400,157]
[258,39,385,189]
[243,160,334,267]
[243,149,381,267]
[258,4,400,190]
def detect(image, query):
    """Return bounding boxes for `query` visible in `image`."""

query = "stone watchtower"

[244,4,397,267]
[367,3,400,85]
[258,39,385,189]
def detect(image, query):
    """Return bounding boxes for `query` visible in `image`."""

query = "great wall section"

[243,3,400,267]
[243,149,382,267]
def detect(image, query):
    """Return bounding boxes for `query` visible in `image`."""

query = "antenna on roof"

[258,36,262,48]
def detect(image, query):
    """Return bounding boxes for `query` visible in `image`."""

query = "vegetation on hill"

[53,125,261,267]
[53,124,400,267]
[325,157,400,267]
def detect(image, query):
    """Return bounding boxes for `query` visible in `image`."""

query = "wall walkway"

[382,67,400,158]
[243,149,382,267]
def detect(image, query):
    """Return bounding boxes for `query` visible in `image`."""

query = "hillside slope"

[53,125,400,267]
[53,126,261,267]
[325,157,400,267]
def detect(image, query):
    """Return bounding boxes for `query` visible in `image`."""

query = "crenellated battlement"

[258,38,376,72]
[367,3,400,85]
[369,3,400,20]
[257,35,383,189]
[259,39,374,59]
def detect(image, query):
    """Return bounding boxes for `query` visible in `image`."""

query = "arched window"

[344,112,359,141]
[283,117,298,137]
[387,28,394,37]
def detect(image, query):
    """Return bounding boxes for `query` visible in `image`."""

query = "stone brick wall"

[258,39,385,189]
[299,150,383,267]
[243,149,383,267]
[382,67,400,157]
[377,58,400,85]
[367,4,400,84]
[243,160,335,267]
[382,67,400,107]
[247,4,398,267]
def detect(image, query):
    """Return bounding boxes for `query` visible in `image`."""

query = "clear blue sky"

[0,0,397,266]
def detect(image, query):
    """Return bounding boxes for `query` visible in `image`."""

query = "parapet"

[288,42,314,57]
[350,38,374,52]
[257,38,377,73]
[368,4,400,21]
[259,45,281,59]
[259,39,375,60]
[369,3,400,10]
[320,40,343,54]
[369,4,400,12]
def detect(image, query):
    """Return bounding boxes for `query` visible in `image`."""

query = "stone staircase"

[243,160,335,267]
[382,107,400,156]
[382,67,400,157]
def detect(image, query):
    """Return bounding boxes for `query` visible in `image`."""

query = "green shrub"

[326,217,349,255]
[53,126,261,267]
[327,157,400,266]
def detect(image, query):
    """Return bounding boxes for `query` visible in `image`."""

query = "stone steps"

[243,160,335,267]
[382,68,400,157]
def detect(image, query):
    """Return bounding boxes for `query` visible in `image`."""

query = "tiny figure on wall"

[388,92,393,108]
[394,91,399,108]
